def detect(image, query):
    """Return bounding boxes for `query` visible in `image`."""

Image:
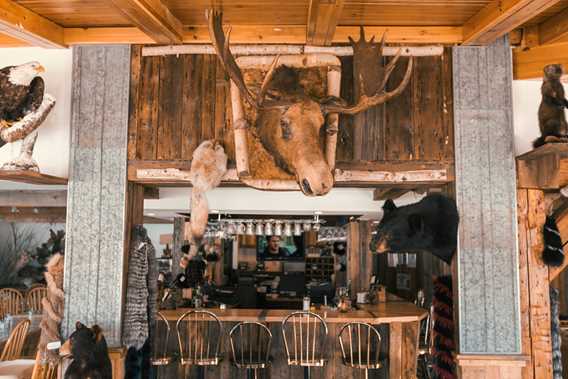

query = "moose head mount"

[207,10,413,196]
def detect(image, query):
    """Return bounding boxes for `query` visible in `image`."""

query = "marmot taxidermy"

[533,64,568,148]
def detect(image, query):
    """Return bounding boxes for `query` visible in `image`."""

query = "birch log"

[0,94,56,144]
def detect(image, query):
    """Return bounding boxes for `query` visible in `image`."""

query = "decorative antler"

[323,28,413,115]
[206,9,279,109]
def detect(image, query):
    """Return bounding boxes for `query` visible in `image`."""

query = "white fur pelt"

[189,141,227,256]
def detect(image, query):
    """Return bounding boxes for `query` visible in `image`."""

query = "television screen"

[256,235,304,261]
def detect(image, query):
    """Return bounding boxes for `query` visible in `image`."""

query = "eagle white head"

[8,61,45,86]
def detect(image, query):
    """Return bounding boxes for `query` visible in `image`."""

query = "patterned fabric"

[551,287,563,379]
[122,226,158,350]
[432,275,456,379]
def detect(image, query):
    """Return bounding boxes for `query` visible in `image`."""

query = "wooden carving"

[207,10,413,196]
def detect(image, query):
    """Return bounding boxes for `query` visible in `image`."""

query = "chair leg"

[304,366,311,379]
[364,368,369,379]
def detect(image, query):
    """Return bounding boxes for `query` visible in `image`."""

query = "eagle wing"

[22,77,45,115]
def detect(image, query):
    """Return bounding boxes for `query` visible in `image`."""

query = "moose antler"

[322,27,414,115]
[206,9,279,109]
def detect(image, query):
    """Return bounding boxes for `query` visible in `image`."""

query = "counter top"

[160,301,427,324]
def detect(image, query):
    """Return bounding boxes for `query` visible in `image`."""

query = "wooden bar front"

[158,302,426,379]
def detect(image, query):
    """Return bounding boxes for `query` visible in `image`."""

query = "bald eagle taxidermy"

[0,61,56,171]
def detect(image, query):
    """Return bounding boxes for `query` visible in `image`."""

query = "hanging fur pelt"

[551,287,563,379]
[432,275,456,379]
[189,140,227,256]
[543,215,565,266]
[122,225,158,350]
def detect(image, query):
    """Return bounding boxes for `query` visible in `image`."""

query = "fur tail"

[533,136,546,148]
[189,189,208,257]
[543,215,565,267]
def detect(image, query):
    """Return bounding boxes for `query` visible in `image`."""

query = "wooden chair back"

[176,310,223,366]
[229,321,272,369]
[338,322,383,369]
[0,288,24,317]
[281,311,328,367]
[151,312,173,366]
[0,319,30,361]
[26,286,47,314]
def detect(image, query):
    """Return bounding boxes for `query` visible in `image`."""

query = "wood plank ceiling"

[0,0,567,79]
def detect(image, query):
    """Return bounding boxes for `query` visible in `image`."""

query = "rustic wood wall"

[127,46,454,167]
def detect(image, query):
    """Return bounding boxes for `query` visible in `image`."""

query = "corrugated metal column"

[453,37,521,354]
[63,45,131,347]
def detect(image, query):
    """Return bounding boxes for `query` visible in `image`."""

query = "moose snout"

[301,179,313,195]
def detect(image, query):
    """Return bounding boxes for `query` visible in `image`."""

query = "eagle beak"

[35,65,45,73]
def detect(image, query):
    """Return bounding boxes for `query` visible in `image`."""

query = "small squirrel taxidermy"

[542,215,565,267]
[533,64,568,148]
[189,140,227,256]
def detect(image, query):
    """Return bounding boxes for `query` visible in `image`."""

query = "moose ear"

[91,325,104,342]
[383,199,397,213]
[408,214,424,234]
[75,321,86,330]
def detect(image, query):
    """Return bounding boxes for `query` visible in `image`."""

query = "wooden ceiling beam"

[0,0,65,48]
[0,206,66,223]
[306,0,345,46]
[0,190,67,207]
[107,0,184,44]
[462,0,562,45]
[513,40,568,79]
[59,25,463,46]
[539,7,568,45]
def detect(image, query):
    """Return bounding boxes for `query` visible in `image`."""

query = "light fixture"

[284,223,292,237]
[146,212,156,217]
[303,222,311,232]
[312,222,321,232]
[293,222,302,236]
[256,222,264,235]
[265,222,273,236]
[246,222,254,235]
[274,221,283,236]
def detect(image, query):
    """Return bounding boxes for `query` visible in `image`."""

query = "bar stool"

[338,322,386,379]
[281,311,328,379]
[176,310,223,378]
[151,312,173,376]
[229,321,272,379]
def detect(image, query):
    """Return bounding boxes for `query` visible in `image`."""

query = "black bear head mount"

[60,321,109,360]
[370,194,459,264]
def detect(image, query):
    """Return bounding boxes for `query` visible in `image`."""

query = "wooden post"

[347,221,373,296]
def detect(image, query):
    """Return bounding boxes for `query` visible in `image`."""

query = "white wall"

[0,48,72,178]
[512,79,568,156]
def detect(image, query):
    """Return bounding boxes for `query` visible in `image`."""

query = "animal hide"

[36,253,65,370]
[189,140,227,256]
[370,194,459,264]
[551,287,563,379]
[122,225,158,350]
[432,275,456,379]
[543,215,565,266]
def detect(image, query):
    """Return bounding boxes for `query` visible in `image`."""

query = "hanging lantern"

[283,223,293,237]
[255,222,264,235]
[265,222,273,236]
[237,223,246,235]
[274,221,283,236]
[303,222,311,232]
[293,222,302,236]
[246,222,255,235]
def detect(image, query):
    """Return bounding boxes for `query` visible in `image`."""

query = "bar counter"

[157,302,427,379]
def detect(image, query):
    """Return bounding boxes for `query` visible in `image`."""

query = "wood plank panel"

[156,55,183,160]
[539,7,568,45]
[199,55,216,141]
[180,55,202,160]
[127,45,142,161]
[513,41,568,79]
[0,0,64,47]
[136,56,160,160]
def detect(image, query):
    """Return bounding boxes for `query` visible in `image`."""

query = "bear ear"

[383,199,397,213]
[408,214,424,234]
[91,325,104,342]
[76,321,86,330]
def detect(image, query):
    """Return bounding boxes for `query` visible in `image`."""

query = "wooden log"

[0,190,67,207]
[325,66,341,170]
[229,80,250,177]
[0,94,55,143]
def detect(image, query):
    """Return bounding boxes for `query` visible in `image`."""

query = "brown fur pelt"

[38,253,64,364]
[189,140,227,255]
[534,64,568,148]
